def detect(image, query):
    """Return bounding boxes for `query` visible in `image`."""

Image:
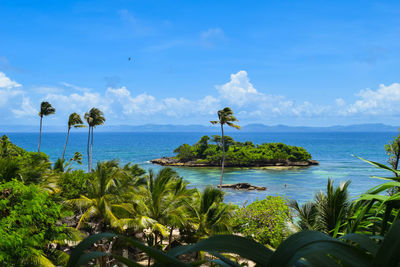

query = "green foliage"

[0,136,52,185]
[0,180,66,266]
[290,179,351,237]
[57,170,90,200]
[173,144,195,162]
[173,135,312,166]
[234,196,292,247]
[68,220,400,266]
[385,133,400,172]
[182,187,236,243]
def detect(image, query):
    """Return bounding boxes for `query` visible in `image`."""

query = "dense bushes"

[0,181,67,266]
[173,135,312,165]
[234,195,292,247]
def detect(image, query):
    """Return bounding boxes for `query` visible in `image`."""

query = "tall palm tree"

[37,101,55,153]
[84,108,105,172]
[210,107,240,188]
[62,113,85,160]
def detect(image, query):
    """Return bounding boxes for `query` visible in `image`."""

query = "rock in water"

[220,183,266,191]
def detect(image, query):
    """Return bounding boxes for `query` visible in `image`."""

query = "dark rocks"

[220,183,266,191]
[150,157,319,167]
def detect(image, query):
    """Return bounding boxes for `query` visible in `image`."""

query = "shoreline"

[150,156,319,168]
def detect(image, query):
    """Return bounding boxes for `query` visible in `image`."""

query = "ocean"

[2,131,396,205]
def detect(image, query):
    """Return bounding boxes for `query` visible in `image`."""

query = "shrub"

[0,180,66,265]
[234,195,292,247]
[57,170,90,199]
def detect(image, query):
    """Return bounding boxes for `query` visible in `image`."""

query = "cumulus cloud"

[216,70,327,117]
[4,70,400,124]
[0,72,21,89]
[0,72,24,108]
[11,97,37,117]
[342,83,400,116]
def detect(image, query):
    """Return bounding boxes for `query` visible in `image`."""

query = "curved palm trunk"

[62,127,71,160]
[38,116,43,153]
[91,126,94,172]
[219,124,225,188]
[87,126,91,172]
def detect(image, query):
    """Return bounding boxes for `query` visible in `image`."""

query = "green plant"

[291,178,351,237]
[234,195,292,247]
[38,101,56,153]
[62,112,85,160]
[0,180,67,266]
[67,219,400,266]
[210,107,241,187]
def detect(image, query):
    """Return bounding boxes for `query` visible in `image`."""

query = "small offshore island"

[151,135,318,168]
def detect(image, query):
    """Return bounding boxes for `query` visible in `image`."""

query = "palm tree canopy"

[38,101,55,117]
[84,107,105,127]
[68,113,85,129]
[210,107,241,130]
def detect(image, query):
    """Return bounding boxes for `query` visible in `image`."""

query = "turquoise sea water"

[3,131,396,205]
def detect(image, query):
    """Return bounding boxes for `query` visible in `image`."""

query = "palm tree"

[191,187,235,240]
[38,101,55,153]
[210,107,240,188]
[116,168,195,249]
[68,160,125,232]
[290,179,351,236]
[62,113,85,160]
[84,108,105,172]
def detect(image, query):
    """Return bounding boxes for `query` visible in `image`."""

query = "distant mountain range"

[1,123,399,133]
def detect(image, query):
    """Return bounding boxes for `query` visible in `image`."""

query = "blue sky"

[1,0,400,126]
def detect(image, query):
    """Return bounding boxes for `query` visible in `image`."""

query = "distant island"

[1,123,398,133]
[151,135,318,167]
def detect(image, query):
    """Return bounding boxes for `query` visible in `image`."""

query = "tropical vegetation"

[37,101,55,153]
[173,135,312,165]
[62,113,85,160]
[2,103,400,266]
[210,107,241,187]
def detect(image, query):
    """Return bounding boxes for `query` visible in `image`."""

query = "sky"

[1,0,400,127]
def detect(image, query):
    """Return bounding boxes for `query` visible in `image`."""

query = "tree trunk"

[91,126,94,172]
[38,116,43,153]
[62,127,70,160]
[219,124,225,188]
[87,126,91,172]
[168,227,174,249]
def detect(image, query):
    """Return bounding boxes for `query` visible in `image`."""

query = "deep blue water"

[2,131,396,205]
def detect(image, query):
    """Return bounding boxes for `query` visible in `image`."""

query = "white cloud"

[11,97,37,117]
[45,91,108,115]
[0,72,21,89]
[343,83,400,115]
[0,72,24,107]
[216,70,326,117]
[4,70,400,124]
[217,70,259,106]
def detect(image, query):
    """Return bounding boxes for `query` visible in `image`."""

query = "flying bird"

[128,57,132,61]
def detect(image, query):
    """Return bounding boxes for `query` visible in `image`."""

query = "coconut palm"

[210,107,240,188]
[290,178,351,236]
[38,101,55,153]
[84,108,105,172]
[189,186,235,241]
[62,113,85,160]
[116,168,195,249]
[68,160,125,232]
